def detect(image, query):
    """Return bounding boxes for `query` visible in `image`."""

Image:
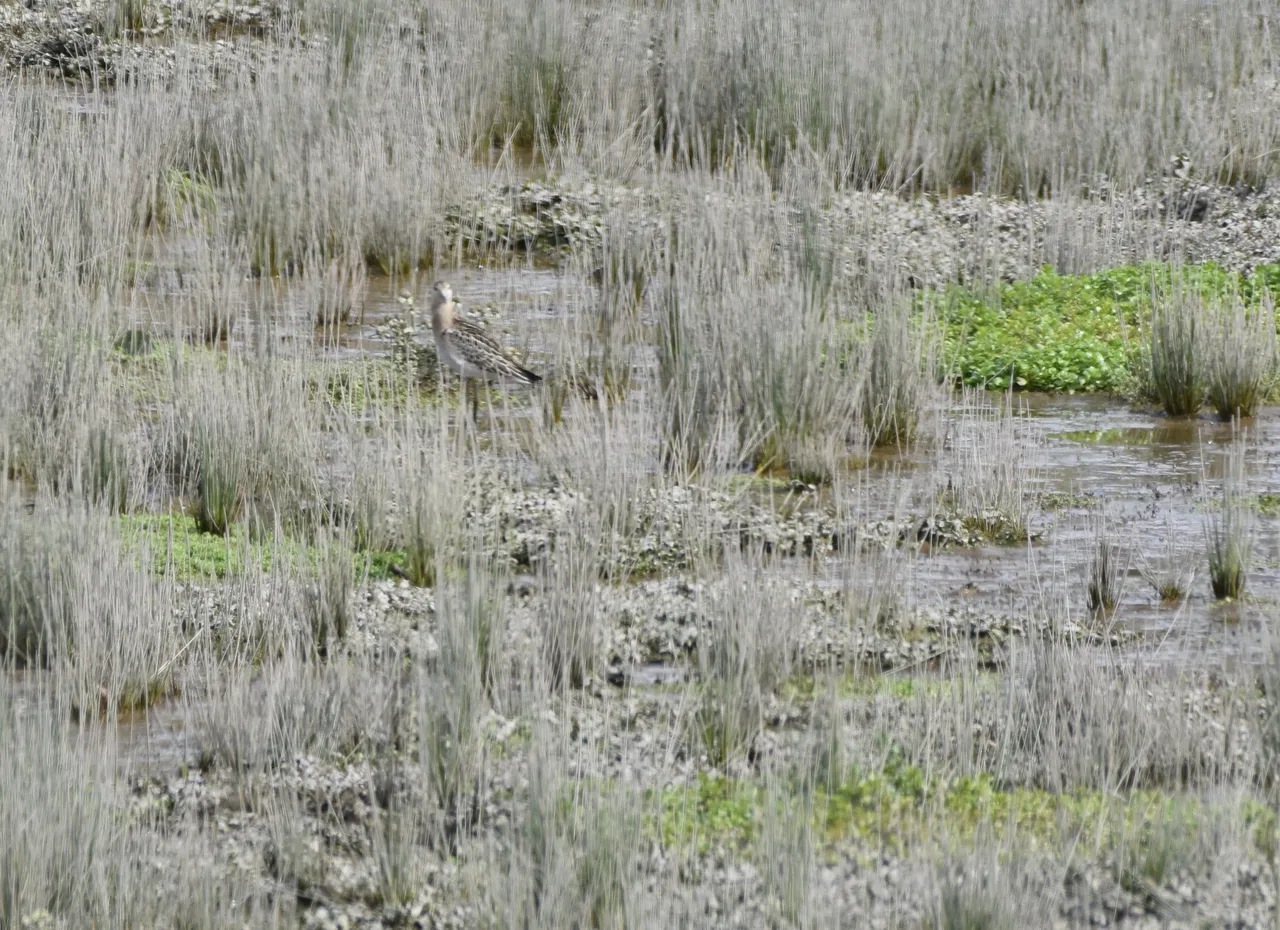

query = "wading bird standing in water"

[427,280,541,421]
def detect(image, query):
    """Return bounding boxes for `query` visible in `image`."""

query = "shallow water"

[330,267,569,358]
[128,235,575,362]
[89,258,1280,764]
[2,670,195,773]
[896,394,1278,668]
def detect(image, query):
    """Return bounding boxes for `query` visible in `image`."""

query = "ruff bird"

[428,281,541,418]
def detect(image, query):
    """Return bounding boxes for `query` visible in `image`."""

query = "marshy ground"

[6,2,1280,928]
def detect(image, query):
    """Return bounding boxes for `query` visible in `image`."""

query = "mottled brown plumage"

[428,281,542,386]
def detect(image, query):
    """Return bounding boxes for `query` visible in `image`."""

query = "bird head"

[431,281,454,304]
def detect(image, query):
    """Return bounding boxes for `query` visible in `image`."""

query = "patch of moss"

[1037,490,1094,511]
[305,359,429,413]
[1243,800,1278,861]
[120,512,400,581]
[658,765,1226,864]
[658,774,760,853]
[1253,493,1280,517]
[120,512,263,577]
[959,513,1032,545]
[781,671,1001,704]
[942,262,1280,393]
[356,548,407,581]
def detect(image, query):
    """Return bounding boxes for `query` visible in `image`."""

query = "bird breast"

[435,328,487,379]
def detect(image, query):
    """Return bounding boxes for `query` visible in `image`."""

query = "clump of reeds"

[933,856,1018,930]
[84,423,133,514]
[1110,807,1199,903]
[303,532,353,660]
[416,590,488,842]
[759,773,815,927]
[1258,636,1280,799]
[941,391,1039,541]
[655,196,862,481]
[261,789,328,901]
[1205,444,1252,600]
[313,246,368,332]
[693,562,796,768]
[655,279,729,476]
[861,297,936,449]
[455,559,510,707]
[0,494,173,721]
[403,493,444,588]
[192,417,250,535]
[735,256,858,481]
[0,703,132,927]
[171,358,318,538]
[1085,509,1129,614]
[500,726,644,928]
[385,416,458,587]
[571,780,644,929]
[1148,285,1206,417]
[538,519,600,691]
[1000,641,1218,793]
[1206,290,1277,421]
[0,504,77,669]
[9,327,103,491]
[1138,515,1196,603]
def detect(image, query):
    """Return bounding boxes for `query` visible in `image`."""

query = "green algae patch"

[1253,493,1280,516]
[1243,801,1278,861]
[1054,427,1160,445]
[780,670,1002,704]
[656,765,1231,862]
[120,512,267,578]
[120,512,400,581]
[1037,490,1094,511]
[942,262,1280,393]
[657,775,761,853]
[303,356,448,413]
[1053,420,1206,446]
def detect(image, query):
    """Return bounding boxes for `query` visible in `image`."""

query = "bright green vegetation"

[942,262,1280,393]
[305,359,431,413]
[658,765,1257,862]
[1037,490,1094,511]
[119,513,399,581]
[779,670,1002,703]
[1054,428,1167,445]
[1254,494,1280,516]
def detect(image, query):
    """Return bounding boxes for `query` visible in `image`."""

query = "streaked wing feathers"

[445,320,541,384]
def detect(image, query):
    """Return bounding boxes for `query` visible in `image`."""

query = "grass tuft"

[1085,509,1128,614]
[1205,445,1252,600]
[1206,291,1277,420]
[862,298,935,448]
[85,425,132,514]
[1148,284,1206,417]
[1139,516,1195,604]
[694,563,795,768]
[939,392,1039,542]
[538,521,600,691]
[303,533,353,660]
[934,861,1017,930]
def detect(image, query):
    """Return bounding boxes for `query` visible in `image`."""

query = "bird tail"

[520,366,543,384]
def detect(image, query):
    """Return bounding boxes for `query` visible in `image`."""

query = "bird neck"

[429,296,454,332]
